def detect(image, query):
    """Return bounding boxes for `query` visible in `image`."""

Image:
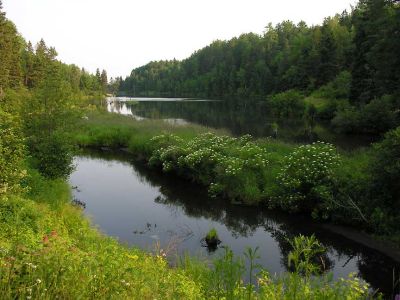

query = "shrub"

[368,126,400,233]
[275,142,341,217]
[29,132,75,179]
[330,151,372,226]
[0,110,26,197]
[332,95,397,134]
[148,133,280,204]
[331,105,361,133]
[267,90,306,118]
[314,71,351,100]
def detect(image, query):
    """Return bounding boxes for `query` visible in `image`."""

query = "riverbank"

[321,224,400,262]
[0,167,373,299]
[75,110,400,246]
[71,149,400,295]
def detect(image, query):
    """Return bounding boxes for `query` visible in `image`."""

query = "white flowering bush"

[148,133,274,204]
[276,142,341,217]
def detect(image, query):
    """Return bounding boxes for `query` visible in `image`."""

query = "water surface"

[106,97,375,150]
[70,151,399,296]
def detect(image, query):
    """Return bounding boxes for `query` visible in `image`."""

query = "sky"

[3,0,356,79]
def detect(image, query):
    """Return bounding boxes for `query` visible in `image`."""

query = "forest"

[116,0,400,135]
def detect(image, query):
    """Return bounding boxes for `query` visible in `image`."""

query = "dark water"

[107,97,375,150]
[70,151,399,297]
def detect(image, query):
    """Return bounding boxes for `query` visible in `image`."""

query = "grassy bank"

[0,168,373,299]
[74,110,400,243]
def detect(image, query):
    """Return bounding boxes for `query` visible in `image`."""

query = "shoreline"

[322,224,400,262]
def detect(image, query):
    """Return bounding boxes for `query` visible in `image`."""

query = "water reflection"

[107,100,145,120]
[70,150,399,296]
[106,97,375,150]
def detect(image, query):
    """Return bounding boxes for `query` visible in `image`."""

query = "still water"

[106,97,375,150]
[70,150,399,296]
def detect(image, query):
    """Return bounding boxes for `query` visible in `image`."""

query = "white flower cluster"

[277,142,341,210]
[149,133,272,200]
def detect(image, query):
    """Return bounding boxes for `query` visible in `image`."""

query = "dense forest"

[117,0,400,135]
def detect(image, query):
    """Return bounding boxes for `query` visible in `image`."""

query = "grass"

[0,169,373,299]
[75,110,228,158]
[0,197,203,299]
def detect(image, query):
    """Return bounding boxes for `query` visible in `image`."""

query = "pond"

[106,97,375,150]
[69,150,399,296]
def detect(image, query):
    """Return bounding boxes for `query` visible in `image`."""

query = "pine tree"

[101,69,108,93]
[0,3,23,89]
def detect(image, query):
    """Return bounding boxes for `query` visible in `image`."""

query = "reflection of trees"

[77,150,399,296]
[124,99,371,149]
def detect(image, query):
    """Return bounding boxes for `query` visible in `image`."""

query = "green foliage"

[258,271,371,300]
[76,125,134,148]
[332,95,398,134]
[0,109,26,197]
[23,167,71,209]
[287,234,326,276]
[0,184,372,299]
[367,126,400,233]
[118,15,355,99]
[29,132,75,179]
[74,110,224,159]
[0,9,23,89]
[329,150,372,226]
[244,246,261,288]
[206,228,219,241]
[314,71,352,100]
[115,0,399,135]
[149,133,287,204]
[0,196,203,299]
[23,71,80,179]
[267,90,306,118]
[275,142,341,217]
[351,0,400,102]
[76,112,400,239]
[211,247,246,299]
[307,71,352,119]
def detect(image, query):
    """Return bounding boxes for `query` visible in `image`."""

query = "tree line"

[0,7,108,96]
[0,0,107,191]
[117,0,400,135]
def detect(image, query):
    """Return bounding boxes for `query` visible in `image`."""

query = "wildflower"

[126,254,139,260]
[36,279,42,284]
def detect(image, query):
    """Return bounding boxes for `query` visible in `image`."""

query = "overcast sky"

[3,0,356,79]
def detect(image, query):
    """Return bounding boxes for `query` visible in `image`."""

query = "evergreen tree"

[101,69,108,93]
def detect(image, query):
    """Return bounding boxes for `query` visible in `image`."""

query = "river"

[70,150,399,296]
